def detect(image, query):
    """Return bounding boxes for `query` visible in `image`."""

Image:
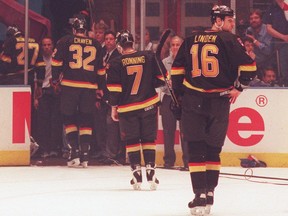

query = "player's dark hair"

[249,9,263,20]
[104,30,116,39]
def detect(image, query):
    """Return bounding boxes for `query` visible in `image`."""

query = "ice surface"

[0,166,287,216]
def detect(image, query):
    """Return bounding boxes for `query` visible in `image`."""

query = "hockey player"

[52,17,105,168]
[171,5,257,215]
[106,30,165,190]
[0,25,39,85]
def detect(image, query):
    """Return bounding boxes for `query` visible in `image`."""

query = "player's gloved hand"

[169,95,182,120]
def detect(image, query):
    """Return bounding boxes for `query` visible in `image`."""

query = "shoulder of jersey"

[57,34,73,44]
[109,55,122,65]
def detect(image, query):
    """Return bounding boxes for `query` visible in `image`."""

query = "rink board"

[0,86,31,165]
[156,88,288,167]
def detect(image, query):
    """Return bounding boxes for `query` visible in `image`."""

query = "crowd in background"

[0,0,287,168]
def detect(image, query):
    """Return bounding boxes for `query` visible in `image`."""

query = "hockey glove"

[169,95,182,120]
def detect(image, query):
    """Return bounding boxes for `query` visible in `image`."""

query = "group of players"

[0,4,257,216]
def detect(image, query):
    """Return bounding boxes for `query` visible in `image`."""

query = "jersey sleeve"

[106,58,122,106]
[0,38,14,73]
[51,37,65,81]
[230,36,257,86]
[152,52,165,88]
[95,46,106,90]
[171,41,186,95]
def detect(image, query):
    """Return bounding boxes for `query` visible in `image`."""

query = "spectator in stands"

[246,9,273,71]
[159,29,176,60]
[144,28,157,52]
[92,20,109,47]
[249,66,279,87]
[265,0,288,84]
[92,30,125,164]
[34,37,63,158]
[90,20,110,162]
[160,35,188,170]
[242,36,256,60]
[103,30,125,164]
[236,18,249,39]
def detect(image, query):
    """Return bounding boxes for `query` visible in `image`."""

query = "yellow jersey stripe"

[142,143,156,150]
[0,55,12,63]
[61,79,98,89]
[52,59,63,67]
[126,144,141,153]
[107,84,122,92]
[65,125,78,134]
[183,79,232,93]
[239,63,257,72]
[188,163,206,172]
[171,67,185,75]
[79,128,92,136]
[35,61,46,67]
[97,68,106,76]
[118,95,159,113]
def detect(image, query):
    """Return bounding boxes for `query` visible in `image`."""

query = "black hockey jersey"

[171,30,257,96]
[107,50,165,113]
[0,35,39,74]
[52,34,105,89]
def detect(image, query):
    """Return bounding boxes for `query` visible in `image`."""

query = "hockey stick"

[220,170,288,181]
[87,0,96,29]
[0,67,34,77]
[155,29,180,107]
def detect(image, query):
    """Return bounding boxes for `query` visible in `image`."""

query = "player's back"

[185,31,243,90]
[1,36,39,73]
[111,50,159,112]
[53,34,103,87]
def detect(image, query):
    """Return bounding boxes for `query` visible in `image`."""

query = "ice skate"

[146,164,159,190]
[205,191,214,215]
[80,161,88,168]
[62,144,72,159]
[67,158,80,167]
[80,153,89,168]
[67,149,80,167]
[188,193,206,216]
[130,165,142,190]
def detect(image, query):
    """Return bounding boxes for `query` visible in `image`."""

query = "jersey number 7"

[127,65,143,95]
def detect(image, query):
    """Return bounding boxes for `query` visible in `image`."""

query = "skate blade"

[190,206,206,216]
[67,158,80,168]
[205,205,212,214]
[81,161,88,168]
[148,181,158,190]
[132,183,142,190]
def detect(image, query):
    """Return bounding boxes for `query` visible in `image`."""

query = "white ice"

[0,166,287,216]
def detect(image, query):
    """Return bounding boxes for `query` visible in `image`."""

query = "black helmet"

[116,30,134,47]
[211,5,234,24]
[71,17,87,31]
[6,25,21,38]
